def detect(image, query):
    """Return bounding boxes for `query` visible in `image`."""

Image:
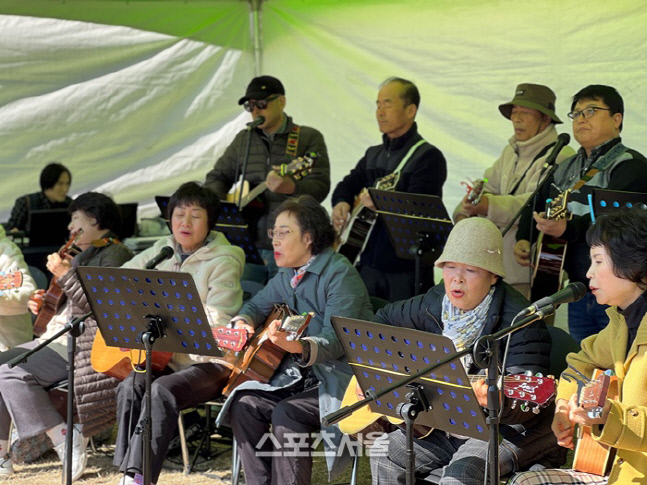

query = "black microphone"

[517,282,587,317]
[247,115,265,130]
[540,133,570,174]
[144,246,174,270]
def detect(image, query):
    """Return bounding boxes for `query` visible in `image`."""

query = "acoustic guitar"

[339,373,557,437]
[90,329,173,380]
[530,189,571,302]
[572,369,619,476]
[226,153,317,209]
[0,270,23,291]
[335,172,399,266]
[222,304,312,396]
[32,231,82,336]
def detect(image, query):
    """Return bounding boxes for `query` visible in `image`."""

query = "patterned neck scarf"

[290,255,316,288]
[442,287,495,369]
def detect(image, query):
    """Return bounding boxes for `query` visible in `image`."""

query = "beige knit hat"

[435,217,506,278]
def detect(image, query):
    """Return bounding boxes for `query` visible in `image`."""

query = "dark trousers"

[229,387,321,485]
[113,362,229,483]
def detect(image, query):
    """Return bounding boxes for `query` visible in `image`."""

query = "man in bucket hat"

[370,217,561,484]
[205,75,330,284]
[454,83,575,298]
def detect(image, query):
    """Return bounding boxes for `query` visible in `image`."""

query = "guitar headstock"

[504,374,556,412]
[214,327,249,352]
[546,189,572,220]
[0,270,23,291]
[281,153,318,181]
[467,178,488,205]
[579,370,613,418]
[375,172,399,191]
[279,313,313,341]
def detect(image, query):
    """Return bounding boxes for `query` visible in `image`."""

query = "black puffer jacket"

[57,236,133,437]
[205,115,330,249]
[374,279,551,426]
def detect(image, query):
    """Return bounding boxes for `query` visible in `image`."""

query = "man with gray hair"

[332,77,447,302]
[453,83,575,298]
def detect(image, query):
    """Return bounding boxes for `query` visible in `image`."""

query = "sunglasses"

[243,95,280,112]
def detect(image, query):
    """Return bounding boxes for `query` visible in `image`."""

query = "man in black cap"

[453,83,574,298]
[205,75,330,283]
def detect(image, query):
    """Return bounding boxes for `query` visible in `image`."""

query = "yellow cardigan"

[557,306,647,484]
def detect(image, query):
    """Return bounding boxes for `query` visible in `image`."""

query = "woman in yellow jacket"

[510,207,647,485]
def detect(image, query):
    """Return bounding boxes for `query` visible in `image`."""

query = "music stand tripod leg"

[142,316,163,485]
[473,335,501,485]
[64,320,86,485]
[397,384,430,485]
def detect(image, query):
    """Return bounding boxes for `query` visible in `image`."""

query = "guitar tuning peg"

[511,400,517,409]
[520,403,529,413]
[532,406,540,414]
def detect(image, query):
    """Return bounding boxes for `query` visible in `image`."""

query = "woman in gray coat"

[226,195,374,485]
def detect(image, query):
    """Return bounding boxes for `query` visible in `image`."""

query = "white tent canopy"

[1,0,646,223]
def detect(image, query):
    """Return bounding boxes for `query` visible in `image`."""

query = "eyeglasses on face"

[244,95,280,112]
[267,228,293,240]
[567,106,613,121]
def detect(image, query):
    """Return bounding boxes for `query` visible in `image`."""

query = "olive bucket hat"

[435,217,506,278]
[498,83,562,124]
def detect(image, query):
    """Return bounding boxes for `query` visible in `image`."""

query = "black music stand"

[369,189,453,295]
[329,316,486,485]
[591,188,647,220]
[76,266,223,485]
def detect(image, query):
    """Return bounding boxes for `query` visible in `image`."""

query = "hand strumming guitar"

[514,240,532,267]
[332,202,351,231]
[551,395,612,450]
[28,289,45,315]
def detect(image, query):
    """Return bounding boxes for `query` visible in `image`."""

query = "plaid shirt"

[6,192,71,232]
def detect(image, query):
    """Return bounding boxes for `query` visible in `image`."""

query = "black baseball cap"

[238,75,285,105]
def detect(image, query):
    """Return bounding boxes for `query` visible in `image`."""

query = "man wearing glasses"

[205,75,330,284]
[514,84,647,341]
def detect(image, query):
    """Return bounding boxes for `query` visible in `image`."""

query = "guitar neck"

[239,182,267,208]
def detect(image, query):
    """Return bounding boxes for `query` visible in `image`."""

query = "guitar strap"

[390,139,428,176]
[508,141,556,196]
[285,124,301,158]
[569,142,627,192]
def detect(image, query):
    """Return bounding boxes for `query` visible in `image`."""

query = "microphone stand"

[501,161,560,237]
[324,311,546,485]
[236,118,263,210]
[8,311,93,485]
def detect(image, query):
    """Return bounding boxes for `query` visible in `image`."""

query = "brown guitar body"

[531,233,568,302]
[33,280,67,337]
[222,305,311,396]
[573,369,619,476]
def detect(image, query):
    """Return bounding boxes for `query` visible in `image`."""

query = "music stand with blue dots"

[590,188,647,223]
[76,266,222,485]
[368,189,453,295]
[329,316,487,439]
